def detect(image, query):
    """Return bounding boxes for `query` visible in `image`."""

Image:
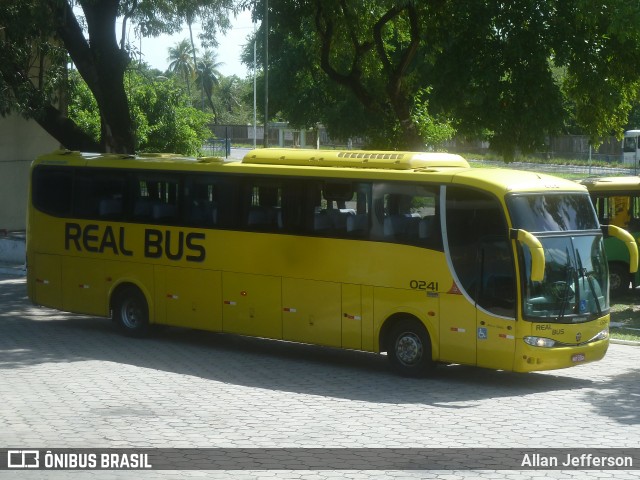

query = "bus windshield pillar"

[510,228,545,282]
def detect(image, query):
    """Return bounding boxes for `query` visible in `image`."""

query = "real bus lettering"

[65,222,133,256]
[185,232,206,262]
[144,229,206,262]
[65,223,204,261]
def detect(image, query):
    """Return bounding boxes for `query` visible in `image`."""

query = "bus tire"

[112,285,150,338]
[609,263,630,296]
[387,318,434,377]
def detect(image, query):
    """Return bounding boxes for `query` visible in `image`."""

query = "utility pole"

[253,22,257,149]
[263,0,269,148]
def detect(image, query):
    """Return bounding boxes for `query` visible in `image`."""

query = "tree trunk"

[52,0,135,153]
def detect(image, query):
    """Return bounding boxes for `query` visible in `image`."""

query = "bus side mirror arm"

[510,228,545,282]
[602,225,639,274]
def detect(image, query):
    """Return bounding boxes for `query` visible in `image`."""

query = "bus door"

[444,186,517,369]
[623,131,640,166]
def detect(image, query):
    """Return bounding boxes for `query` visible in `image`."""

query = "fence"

[209,125,625,163]
[209,124,362,149]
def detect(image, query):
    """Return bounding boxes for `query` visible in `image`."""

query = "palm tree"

[218,76,242,114]
[167,39,195,96]
[196,50,224,122]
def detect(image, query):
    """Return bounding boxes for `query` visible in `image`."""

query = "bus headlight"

[524,336,556,348]
[590,328,609,342]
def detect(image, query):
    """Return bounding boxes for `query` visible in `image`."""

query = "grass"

[610,290,640,342]
[468,151,628,168]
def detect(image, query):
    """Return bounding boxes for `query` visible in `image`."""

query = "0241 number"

[410,280,438,291]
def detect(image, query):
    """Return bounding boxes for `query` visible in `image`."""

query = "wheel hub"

[396,332,423,366]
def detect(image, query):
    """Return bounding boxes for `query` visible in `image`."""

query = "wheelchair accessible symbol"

[579,299,587,313]
[477,327,488,340]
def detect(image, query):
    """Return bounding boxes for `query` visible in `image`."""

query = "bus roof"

[33,148,587,196]
[579,176,640,191]
[450,167,587,195]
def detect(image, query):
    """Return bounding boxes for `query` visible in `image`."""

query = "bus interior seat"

[314,213,333,232]
[419,216,435,239]
[133,198,154,218]
[328,208,356,231]
[188,201,217,226]
[99,197,123,218]
[347,214,368,235]
[152,203,178,221]
[384,213,420,238]
[247,205,280,229]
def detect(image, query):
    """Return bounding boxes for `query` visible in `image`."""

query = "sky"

[132,9,256,78]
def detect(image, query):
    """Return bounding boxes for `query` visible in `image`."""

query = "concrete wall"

[0,115,59,231]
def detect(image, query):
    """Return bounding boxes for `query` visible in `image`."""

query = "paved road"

[0,275,639,479]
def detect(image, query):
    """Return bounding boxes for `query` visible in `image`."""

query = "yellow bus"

[579,176,640,294]
[26,148,638,376]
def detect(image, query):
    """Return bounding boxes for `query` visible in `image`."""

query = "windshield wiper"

[576,248,602,316]
[557,248,574,321]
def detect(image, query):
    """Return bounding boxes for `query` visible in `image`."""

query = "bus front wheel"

[387,319,434,377]
[609,263,631,296]
[112,286,150,338]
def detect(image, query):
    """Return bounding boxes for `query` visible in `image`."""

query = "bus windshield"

[623,136,638,153]
[507,193,599,232]
[519,235,608,322]
[507,193,608,322]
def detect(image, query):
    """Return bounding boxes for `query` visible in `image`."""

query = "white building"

[0,115,58,231]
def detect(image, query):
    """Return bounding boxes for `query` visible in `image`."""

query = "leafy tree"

[217,75,254,124]
[246,0,640,158]
[69,68,212,155]
[626,105,640,131]
[0,0,235,153]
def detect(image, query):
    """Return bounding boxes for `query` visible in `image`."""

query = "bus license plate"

[572,353,586,363]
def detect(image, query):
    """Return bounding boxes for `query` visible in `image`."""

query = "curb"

[610,338,640,346]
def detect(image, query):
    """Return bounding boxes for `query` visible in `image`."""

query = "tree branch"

[120,0,139,50]
[47,0,100,90]
[314,1,377,111]
[373,3,420,99]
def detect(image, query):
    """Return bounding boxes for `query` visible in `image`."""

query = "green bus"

[580,176,640,294]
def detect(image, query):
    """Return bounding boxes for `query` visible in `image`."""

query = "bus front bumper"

[513,338,609,373]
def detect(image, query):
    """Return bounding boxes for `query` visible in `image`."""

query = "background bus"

[623,130,640,166]
[27,149,636,376]
[580,176,640,294]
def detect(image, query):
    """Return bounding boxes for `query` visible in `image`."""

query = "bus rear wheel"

[387,319,434,377]
[112,286,150,338]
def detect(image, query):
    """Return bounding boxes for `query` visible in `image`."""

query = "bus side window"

[347,185,370,238]
[74,171,126,220]
[244,181,282,232]
[371,182,441,249]
[446,186,515,318]
[611,195,631,228]
[593,196,607,224]
[32,167,73,217]
[279,181,305,233]
[184,177,219,227]
[631,196,640,229]
[311,182,370,238]
[133,175,179,224]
